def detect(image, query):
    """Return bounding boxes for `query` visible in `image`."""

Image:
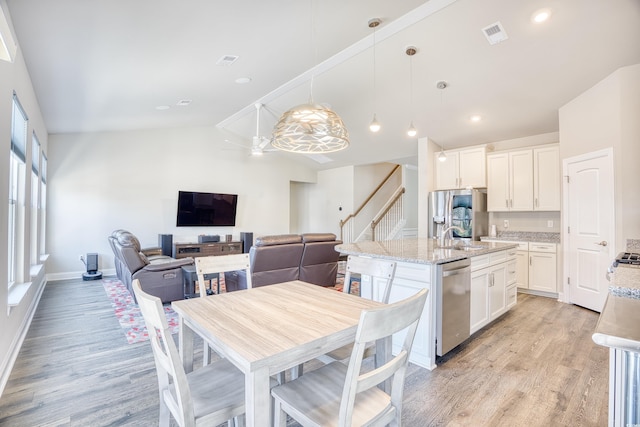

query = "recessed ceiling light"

[235,77,252,84]
[532,8,552,23]
[470,115,482,123]
[176,99,192,107]
[155,105,170,110]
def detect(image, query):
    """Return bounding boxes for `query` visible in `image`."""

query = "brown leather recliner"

[112,231,193,303]
[299,233,342,287]
[224,234,304,292]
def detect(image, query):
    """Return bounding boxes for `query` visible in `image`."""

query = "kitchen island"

[592,264,640,426]
[336,238,519,370]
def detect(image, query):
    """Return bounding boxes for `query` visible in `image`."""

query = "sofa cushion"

[254,234,302,247]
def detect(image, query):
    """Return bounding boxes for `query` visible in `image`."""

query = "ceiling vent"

[216,55,239,66]
[482,21,508,45]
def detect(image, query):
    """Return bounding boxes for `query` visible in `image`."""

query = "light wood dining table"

[171,280,386,427]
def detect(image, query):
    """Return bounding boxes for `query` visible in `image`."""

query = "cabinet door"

[470,268,490,334]
[533,145,560,211]
[515,251,529,288]
[435,151,459,190]
[509,150,534,211]
[486,153,510,211]
[459,147,486,188]
[489,264,507,319]
[529,252,557,292]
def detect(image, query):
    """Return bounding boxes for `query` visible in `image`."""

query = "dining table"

[171,280,387,427]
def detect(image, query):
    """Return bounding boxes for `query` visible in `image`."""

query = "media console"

[173,241,243,259]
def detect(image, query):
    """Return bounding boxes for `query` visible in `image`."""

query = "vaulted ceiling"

[6,0,640,169]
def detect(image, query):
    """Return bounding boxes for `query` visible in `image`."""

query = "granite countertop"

[592,265,640,353]
[480,231,560,244]
[335,238,518,265]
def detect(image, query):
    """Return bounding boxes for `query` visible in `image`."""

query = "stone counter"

[335,238,518,265]
[480,231,560,244]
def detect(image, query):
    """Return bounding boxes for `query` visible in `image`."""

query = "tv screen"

[176,191,238,227]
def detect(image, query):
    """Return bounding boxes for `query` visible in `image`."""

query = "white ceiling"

[6,0,640,170]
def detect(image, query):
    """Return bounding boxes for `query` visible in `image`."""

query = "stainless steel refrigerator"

[428,189,488,241]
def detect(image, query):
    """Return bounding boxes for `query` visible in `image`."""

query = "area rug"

[102,278,179,344]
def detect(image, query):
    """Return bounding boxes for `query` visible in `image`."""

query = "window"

[39,153,47,257]
[8,94,27,286]
[30,133,40,265]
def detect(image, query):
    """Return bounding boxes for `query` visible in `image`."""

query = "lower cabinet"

[470,249,517,335]
[529,245,557,293]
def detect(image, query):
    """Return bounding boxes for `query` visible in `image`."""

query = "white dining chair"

[317,255,397,364]
[195,253,252,298]
[271,288,429,427]
[132,279,249,427]
[195,254,252,366]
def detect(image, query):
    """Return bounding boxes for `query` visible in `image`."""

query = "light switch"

[547,220,553,228]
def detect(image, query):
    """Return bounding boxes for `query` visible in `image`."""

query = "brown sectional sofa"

[225,232,342,291]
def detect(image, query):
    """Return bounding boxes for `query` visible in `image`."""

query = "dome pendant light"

[406,46,418,137]
[436,80,448,161]
[369,18,381,133]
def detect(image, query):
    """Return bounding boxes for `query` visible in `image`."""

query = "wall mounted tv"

[176,191,238,227]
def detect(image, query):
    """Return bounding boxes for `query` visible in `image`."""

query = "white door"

[565,149,615,312]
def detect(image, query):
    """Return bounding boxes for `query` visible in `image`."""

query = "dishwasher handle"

[442,265,471,277]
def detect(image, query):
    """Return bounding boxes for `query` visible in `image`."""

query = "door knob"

[595,241,608,247]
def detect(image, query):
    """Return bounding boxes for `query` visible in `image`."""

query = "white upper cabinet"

[435,146,486,190]
[533,145,560,211]
[487,149,533,211]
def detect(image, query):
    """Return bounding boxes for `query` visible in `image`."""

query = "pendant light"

[368,18,381,133]
[271,1,349,153]
[436,80,448,162]
[406,46,418,137]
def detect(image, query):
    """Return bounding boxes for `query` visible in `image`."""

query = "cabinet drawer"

[471,254,490,271]
[529,243,556,253]
[490,251,507,265]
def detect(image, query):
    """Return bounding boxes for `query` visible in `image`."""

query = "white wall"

[47,127,318,279]
[559,63,640,251]
[0,0,50,396]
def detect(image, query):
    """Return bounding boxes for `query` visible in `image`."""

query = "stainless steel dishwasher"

[436,258,471,356]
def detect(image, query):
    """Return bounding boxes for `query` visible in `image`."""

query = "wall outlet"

[503,219,509,229]
[547,220,554,228]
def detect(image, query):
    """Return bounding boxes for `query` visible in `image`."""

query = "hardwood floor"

[0,279,608,426]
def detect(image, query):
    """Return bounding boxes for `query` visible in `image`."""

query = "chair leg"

[291,363,303,380]
[159,398,170,427]
[273,399,287,427]
[203,342,210,366]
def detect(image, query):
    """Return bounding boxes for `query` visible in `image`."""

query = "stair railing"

[371,187,405,241]
[340,164,401,243]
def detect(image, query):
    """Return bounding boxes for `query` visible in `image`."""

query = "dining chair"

[271,288,429,427]
[132,279,248,427]
[317,255,397,364]
[195,254,252,366]
[195,253,252,298]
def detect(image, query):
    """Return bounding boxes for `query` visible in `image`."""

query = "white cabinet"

[487,150,533,211]
[528,243,557,293]
[435,146,486,190]
[515,250,529,289]
[487,145,560,212]
[470,250,514,334]
[533,145,560,211]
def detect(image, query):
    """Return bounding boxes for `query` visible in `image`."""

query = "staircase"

[340,165,406,244]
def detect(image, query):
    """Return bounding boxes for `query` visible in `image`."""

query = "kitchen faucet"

[439,225,465,247]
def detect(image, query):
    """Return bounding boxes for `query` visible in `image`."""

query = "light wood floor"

[0,278,608,426]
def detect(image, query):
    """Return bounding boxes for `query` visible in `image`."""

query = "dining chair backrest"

[340,287,428,426]
[342,255,397,304]
[195,253,251,297]
[132,279,193,426]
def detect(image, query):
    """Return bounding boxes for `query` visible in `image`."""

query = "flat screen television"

[176,191,238,227]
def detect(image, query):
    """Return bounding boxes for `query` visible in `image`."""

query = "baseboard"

[0,275,47,398]
[46,268,116,282]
